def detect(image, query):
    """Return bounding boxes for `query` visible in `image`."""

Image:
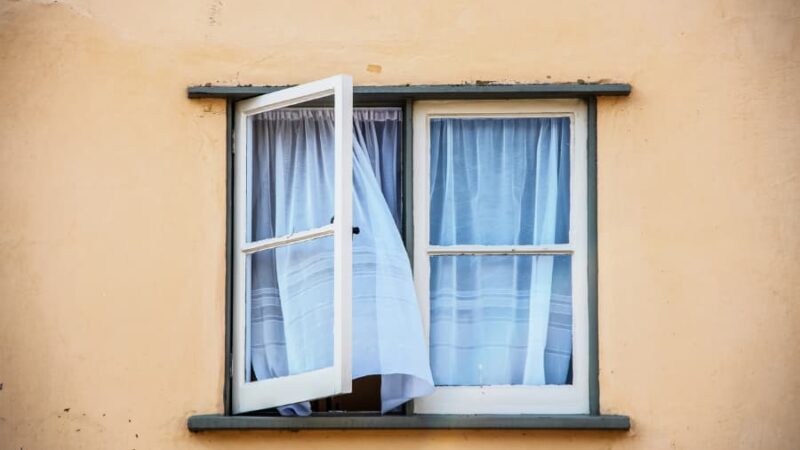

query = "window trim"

[411,100,589,414]
[187,83,629,430]
[188,413,630,430]
[188,83,631,100]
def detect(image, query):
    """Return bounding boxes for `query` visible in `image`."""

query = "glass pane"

[247,100,337,242]
[429,117,570,246]
[429,254,572,386]
[246,236,334,383]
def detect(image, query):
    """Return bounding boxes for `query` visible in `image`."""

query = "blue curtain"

[429,117,573,386]
[248,108,433,415]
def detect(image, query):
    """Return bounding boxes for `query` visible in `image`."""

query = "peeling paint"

[208,0,222,26]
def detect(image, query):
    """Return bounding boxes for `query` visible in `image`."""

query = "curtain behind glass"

[249,108,432,415]
[429,117,573,386]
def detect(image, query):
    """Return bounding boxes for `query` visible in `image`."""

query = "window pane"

[248,106,337,242]
[429,117,570,245]
[246,236,334,382]
[429,254,572,386]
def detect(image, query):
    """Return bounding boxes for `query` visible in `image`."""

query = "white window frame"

[411,99,590,415]
[232,75,353,414]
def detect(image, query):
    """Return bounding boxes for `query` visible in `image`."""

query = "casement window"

[188,75,631,430]
[412,100,588,414]
[414,100,589,414]
[232,76,355,413]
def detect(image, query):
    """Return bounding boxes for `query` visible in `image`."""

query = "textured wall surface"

[1,0,798,448]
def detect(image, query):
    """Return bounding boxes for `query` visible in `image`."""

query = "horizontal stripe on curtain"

[429,117,573,386]
[248,107,433,415]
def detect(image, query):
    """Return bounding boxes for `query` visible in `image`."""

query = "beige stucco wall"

[1,0,798,448]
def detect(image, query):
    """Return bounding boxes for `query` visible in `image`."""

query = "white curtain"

[248,108,433,415]
[428,117,573,386]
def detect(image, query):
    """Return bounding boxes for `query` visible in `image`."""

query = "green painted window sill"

[187,413,630,431]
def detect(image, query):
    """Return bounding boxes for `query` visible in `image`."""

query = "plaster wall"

[1,1,798,448]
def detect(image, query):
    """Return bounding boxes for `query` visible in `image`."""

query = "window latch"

[330,216,360,236]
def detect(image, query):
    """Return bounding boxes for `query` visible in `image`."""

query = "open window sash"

[232,75,353,414]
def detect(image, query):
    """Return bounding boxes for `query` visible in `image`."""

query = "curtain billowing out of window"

[429,117,573,386]
[248,108,433,415]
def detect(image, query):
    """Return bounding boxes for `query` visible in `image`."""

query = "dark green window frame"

[186,83,631,431]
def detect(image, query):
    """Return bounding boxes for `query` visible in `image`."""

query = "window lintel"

[187,82,632,101]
